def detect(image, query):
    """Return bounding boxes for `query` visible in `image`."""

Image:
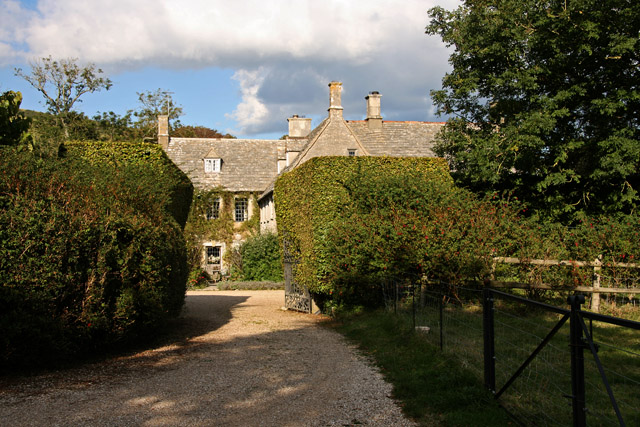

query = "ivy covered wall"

[274,156,452,299]
[184,188,260,278]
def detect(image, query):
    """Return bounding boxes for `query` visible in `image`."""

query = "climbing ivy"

[274,156,452,300]
[184,188,260,277]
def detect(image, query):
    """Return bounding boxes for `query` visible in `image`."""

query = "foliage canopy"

[427,0,640,222]
[0,91,32,149]
[274,156,453,305]
[15,56,112,139]
[275,156,640,311]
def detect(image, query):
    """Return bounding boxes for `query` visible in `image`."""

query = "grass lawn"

[331,309,514,426]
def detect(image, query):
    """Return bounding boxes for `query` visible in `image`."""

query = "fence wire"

[380,279,640,426]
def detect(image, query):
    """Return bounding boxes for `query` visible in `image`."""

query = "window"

[206,198,220,220]
[348,149,356,157]
[206,246,221,270]
[235,198,248,222]
[204,158,221,172]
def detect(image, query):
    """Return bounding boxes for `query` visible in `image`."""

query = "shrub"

[0,146,191,368]
[64,141,193,228]
[238,232,283,282]
[320,168,525,308]
[187,269,211,289]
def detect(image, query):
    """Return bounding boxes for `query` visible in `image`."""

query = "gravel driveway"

[0,290,416,426]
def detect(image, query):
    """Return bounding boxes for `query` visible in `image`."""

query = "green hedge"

[274,156,640,310]
[238,232,283,282]
[0,145,191,369]
[64,141,193,228]
[274,156,453,302]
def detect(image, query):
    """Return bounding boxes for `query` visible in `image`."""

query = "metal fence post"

[483,287,496,393]
[439,294,444,351]
[568,295,587,427]
[412,281,416,330]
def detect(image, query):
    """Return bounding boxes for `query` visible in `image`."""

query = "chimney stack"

[158,115,169,149]
[287,115,312,138]
[365,91,382,131]
[328,81,343,119]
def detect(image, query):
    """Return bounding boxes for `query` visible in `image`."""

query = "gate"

[483,289,640,426]
[282,235,312,313]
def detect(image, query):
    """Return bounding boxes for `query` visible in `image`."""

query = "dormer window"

[348,149,356,157]
[204,158,221,173]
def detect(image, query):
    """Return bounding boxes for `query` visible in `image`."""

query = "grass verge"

[331,309,513,426]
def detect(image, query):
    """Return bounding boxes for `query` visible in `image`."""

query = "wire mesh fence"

[379,279,640,426]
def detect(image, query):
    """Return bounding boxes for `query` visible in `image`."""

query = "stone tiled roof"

[257,119,445,201]
[165,138,281,192]
[346,121,444,157]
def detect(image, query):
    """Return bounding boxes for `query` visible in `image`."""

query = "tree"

[132,89,183,140]
[93,111,138,142]
[15,56,112,139]
[172,125,235,139]
[427,0,640,223]
[0,91,32,149]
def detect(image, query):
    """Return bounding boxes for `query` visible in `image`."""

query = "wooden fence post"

[591,255,602,313]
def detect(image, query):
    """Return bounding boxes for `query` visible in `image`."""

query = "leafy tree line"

[11,57,234,152]
[0,90,32,149]
[427,0,639,223]
[276,159,640,311]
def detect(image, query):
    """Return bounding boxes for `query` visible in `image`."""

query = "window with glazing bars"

[235,198,248,222]
[206,246,221,270]
[206,198,220,220]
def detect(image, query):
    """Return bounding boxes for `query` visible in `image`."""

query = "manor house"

[159,81,444,275]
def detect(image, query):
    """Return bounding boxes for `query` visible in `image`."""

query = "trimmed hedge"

[274,156,453,301]
[64,141,193,228]
[0,144,192,368]
[275,156,640,311]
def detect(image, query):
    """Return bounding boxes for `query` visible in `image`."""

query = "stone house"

[159,81,444,276]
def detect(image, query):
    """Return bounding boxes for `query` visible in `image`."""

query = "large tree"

[427,0,640,222]
[132,88,183,140]
[15,56,112,139]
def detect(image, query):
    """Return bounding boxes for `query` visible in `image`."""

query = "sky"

[0,0,460,139]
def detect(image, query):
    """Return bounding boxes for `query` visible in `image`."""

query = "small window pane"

[235,198,248,222]
[206,198,220,220]
[206,246,221,270]
[204,158,221,172]
[348,149,356,157]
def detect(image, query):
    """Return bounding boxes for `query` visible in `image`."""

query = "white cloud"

[226,68,269,133]
[1,0,461,134]
[3,0,457,67]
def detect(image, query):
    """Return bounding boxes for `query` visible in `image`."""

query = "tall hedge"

[0,143,192,369]
[275,156,640,310]
[274,156,453,299]
[64,141,193,228]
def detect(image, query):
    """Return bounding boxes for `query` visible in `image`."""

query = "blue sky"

[0,0,459,139]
